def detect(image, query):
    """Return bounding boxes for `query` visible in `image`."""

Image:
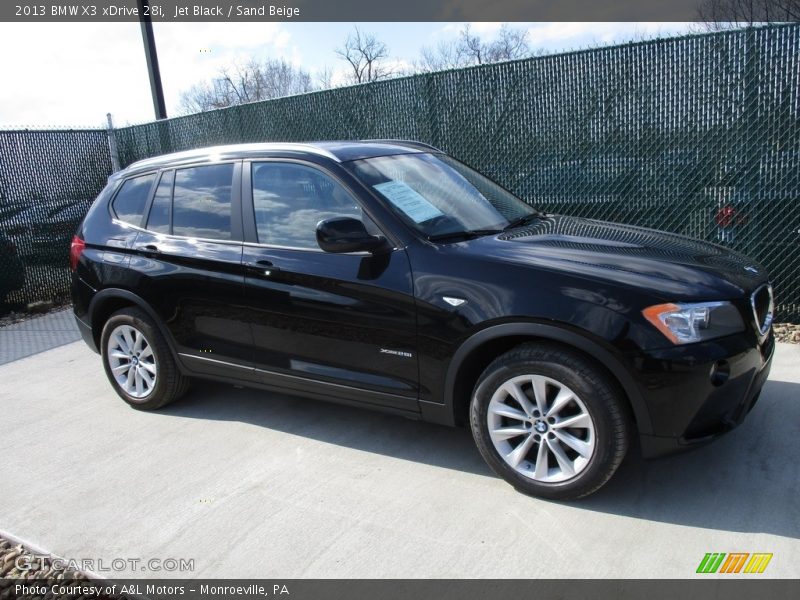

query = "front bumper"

[633,331,775,458]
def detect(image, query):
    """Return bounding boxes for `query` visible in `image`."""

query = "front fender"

[422,321,653,436]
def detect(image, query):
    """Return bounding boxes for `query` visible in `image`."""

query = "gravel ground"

[0,534,84,582]
[774,322,800,344]
[0,535,121,600]
[0,310,39,327]
[0,301,65,326]
[0,537,126,600]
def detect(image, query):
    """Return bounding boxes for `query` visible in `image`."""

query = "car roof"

[119,139,441,177]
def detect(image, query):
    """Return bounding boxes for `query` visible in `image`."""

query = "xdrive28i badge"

[379,348,414,358]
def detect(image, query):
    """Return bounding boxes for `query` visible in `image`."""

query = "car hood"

[467,215,767,299]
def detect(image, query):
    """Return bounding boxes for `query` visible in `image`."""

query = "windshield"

[347,153,540,240]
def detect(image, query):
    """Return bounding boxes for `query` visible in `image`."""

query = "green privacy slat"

[2,25,799,320]
[0,128,113,308]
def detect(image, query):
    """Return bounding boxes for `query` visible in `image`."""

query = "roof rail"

[361,139,443,153]
[125,142,339,172]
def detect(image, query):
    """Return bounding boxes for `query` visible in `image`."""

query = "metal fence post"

[106,113,121,173]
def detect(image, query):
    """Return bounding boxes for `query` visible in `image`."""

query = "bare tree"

[698,0,800,29]
[416,24,532,73]
[179,58,315,114]
[335,26,394,83]
[459,24,486,65]
[486,24,532,62]
[416,40,469,72]
[315,65,336,89]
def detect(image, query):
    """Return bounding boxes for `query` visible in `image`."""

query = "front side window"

[112,173,157,226]
[347,153,539,240]
[172,164,234,240]
[251,162,362,249]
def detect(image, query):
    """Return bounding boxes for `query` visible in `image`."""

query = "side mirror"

[316,217,386,254]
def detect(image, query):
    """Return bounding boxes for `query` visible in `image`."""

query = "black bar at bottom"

[3,579,799,600]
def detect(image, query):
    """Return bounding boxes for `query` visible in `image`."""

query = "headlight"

[642,301,744,344]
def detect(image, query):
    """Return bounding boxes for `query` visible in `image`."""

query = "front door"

[241,160,418,413]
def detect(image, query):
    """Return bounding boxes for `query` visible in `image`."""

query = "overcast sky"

[0,22,695,128]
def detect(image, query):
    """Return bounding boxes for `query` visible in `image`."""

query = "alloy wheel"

[106,324,157,399]
[487,374,596,483]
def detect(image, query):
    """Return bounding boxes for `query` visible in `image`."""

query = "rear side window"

[112,174,156,226]
[172,164,234,240]
[146,171,173,234]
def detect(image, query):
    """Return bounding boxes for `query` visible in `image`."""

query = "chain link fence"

[0,129,112,308]
[2,24,799,321]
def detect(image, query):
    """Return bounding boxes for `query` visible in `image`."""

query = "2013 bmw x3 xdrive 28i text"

[71,141,774,499]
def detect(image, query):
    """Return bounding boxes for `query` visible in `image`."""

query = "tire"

[100,307,189,410]
[470,343,629,500]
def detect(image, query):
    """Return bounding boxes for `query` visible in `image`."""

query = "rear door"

[241,159,419,413]
[130,161,253,378]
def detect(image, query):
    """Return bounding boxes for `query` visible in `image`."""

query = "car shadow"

[572,379,800,539]
[159,377,800,539]
[159,381,492,477]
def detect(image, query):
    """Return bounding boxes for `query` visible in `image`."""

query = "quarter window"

[146,171,173,234]
[172,164,234,240]
[251,163,362,249]
[112,173,156,226]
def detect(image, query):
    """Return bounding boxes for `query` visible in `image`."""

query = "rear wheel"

[470,343,629,500]
[101,307,188,410]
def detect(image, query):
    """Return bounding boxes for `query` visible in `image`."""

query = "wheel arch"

[440,322,653,436]
[88,288,181,366]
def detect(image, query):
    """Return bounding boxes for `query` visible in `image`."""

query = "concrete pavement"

[0,340,798,578]
[0,307,79,365]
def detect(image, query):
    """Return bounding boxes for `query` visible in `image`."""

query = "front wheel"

[470,343,630,500]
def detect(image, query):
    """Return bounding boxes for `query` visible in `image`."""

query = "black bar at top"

[0,0,756,22]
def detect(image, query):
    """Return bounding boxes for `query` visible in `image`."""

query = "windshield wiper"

[427,229,502,242]
[503,213,544,231]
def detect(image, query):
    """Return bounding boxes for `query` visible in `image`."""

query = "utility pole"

[106,113,121,172]
[137,0,167,120]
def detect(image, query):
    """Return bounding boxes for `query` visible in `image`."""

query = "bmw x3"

[71,141,775,499]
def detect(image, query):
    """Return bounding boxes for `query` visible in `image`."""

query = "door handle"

[246,260,281,276]
[137,244,159,253]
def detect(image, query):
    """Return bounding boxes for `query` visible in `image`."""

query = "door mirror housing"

[316,217,387,254]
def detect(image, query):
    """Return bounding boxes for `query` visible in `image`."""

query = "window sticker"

[373,180,444,223]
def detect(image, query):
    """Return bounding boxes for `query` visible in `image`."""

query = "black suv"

[71,141,774,499]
